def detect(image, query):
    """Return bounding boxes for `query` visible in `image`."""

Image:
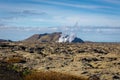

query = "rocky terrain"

[0,41,120,80]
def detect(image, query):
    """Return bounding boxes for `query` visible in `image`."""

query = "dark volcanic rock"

[88,75,100,80]
[113,75,120,80]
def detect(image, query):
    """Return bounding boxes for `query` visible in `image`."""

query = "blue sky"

[0,0,120,42]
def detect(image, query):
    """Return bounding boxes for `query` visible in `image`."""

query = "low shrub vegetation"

[24,71,87,80]
[5,57,26,63]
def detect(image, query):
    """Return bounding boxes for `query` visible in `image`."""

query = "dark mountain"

[72,37,84,43]
[23,32,84,43]
[0,39,12,42]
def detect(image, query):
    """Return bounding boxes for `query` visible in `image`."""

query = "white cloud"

[38,0,111,9]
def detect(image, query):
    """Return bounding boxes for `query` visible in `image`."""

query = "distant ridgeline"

[0,39,12,42]
[23,32,84,43]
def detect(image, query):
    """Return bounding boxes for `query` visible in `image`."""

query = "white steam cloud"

[58,33,76,42]
[58,22,78,43]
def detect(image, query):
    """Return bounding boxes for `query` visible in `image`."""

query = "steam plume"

[58,22,78,43]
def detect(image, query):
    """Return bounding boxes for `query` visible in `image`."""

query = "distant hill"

[0,39,12,42]
[23,32,84,43]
